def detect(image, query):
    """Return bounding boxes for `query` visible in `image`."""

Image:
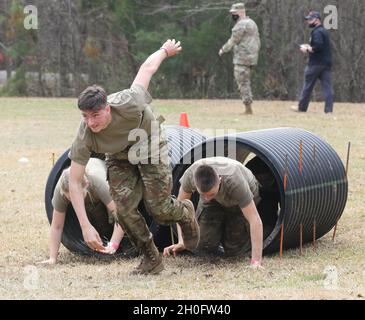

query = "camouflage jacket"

[222,17,261,66]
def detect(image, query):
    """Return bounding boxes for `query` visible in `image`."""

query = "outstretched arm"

[219,27,245,56]
[100,201,125,254]
[132,39,182,91]
[37,209,65,265]
[69,161,104,251]
[241,200,263,267]
[163,187,192,257]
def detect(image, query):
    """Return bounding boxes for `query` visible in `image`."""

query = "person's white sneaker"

[290,106,306,113]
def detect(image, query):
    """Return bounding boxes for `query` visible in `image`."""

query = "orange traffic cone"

[179,112,190,127]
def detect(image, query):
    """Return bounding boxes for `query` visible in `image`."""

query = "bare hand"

[161,39,182,57]
[37,258,56,265]
[219,49,224,56]
[300,44,312,53]
[82,225,104,252]
[163,243,186,257]
[98,242,119,255]
[250,259,264,270]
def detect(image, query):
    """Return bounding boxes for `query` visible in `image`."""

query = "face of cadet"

[197,180,220,202]
[82,105,111,133]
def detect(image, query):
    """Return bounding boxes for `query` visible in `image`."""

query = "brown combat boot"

[244,103,253,115]
[179,199,200,251]
[130,240,164,275]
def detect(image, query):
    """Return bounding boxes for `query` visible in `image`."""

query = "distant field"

[0,97,364,300]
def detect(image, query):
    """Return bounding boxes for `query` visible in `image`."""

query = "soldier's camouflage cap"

[229,3,245,13]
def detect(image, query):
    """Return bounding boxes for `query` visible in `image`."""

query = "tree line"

[0,0,364,102]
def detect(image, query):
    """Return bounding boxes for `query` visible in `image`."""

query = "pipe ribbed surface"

[172,127,348,254]
[45,126,347,256]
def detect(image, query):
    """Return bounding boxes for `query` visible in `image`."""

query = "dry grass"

[0,97,364,300]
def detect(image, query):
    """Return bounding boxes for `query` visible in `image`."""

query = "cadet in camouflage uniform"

[68,39,199,275]
[38,158,125,265]
[219,3,261,115]
[163,157,264,268]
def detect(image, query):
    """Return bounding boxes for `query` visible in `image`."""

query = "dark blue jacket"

[309,25,332,67]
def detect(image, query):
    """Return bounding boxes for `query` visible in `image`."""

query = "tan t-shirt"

[52,158,112,212]
[180,157,260,209]
[69,84,156,166]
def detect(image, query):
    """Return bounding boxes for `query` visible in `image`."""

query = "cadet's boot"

[244,103,253,115]
[130,240,164,275]
[178,199,200,251]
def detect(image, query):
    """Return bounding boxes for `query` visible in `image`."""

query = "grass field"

[0,97,364,300]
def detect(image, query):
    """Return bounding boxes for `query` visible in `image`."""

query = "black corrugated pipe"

[44,126,206,257]
[45,126,347,256]
[171,127,348,254]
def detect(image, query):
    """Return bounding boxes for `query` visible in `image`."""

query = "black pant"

[299,65,333,113]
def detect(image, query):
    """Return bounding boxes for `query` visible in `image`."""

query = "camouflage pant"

[105,138,185,250]
[195,200,251,257]
[234,65,253,105]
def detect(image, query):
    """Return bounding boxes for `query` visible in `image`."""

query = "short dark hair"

[78,85,107,111]
[194,164,220,193]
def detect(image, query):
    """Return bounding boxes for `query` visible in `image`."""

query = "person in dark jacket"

[293,11,334,114]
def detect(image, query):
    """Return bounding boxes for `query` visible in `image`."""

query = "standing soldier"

[219,3,261,115]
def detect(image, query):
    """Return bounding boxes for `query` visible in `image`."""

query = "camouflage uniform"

[234,65,253,107]
[196,200,251,257]
[52,158,114,236]
[106,134,186,250]
[70,84,199,274]
[221,3,261,113]
[180,157,261,258]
